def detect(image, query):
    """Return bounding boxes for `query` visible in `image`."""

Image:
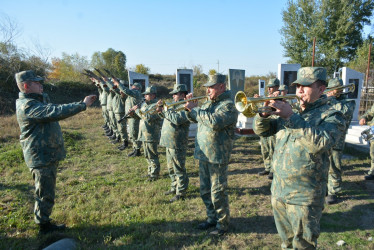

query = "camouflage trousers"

[260,135,275,172]
[271,197,322,249]
[101,105,109,126]
[108,110,118,137]
[128,118,141,150]
[166,147,189,195]
[142,141,160,177]
[115,113,128,142]
[368,142,374,175]
[31,162,58,224]
[328,150,343,195]
[199,160,229,231]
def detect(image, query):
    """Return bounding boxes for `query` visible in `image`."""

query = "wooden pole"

[365,42,372,111]
[312,37,316,67]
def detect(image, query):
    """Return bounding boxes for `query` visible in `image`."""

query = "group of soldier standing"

[13,66,374,248]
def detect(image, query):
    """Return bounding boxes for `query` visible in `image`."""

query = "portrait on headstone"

[283,71,297,94]
[180,74,191,93]
[133,79,146,92]
[228,69,245,100]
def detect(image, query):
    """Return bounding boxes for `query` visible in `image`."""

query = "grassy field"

[1,107,374,249]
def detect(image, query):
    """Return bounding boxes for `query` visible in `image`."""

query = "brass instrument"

[162,96,208,111]
[235,91,298,118]
[324,83,355,96]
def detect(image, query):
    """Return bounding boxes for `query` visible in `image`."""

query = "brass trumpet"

[235,91,298,118]
[162,96,208,111]
[324,83,355,96]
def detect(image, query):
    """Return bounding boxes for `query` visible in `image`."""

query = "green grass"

[1,107,374,249]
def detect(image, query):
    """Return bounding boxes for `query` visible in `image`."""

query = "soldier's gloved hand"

[83,95,97,107]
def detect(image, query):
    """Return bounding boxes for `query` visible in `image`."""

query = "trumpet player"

[325,78,356,204]
[184,74,238,236]
[359,101,374,180]
[156,84,190,202]
[133,85,162,181]
[253,67,345,249]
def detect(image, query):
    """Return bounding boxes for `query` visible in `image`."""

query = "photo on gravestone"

[180,74,191,93]
[133,79,146,93]
[283,71,297,94]
[347,79,359,99]
[228,69,245,100]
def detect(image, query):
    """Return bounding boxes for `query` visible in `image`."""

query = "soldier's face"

[145,94,155,101]
[207,83,225,100]
[296,82,325,110]
[173,92,185,102]
[26,81,43,94]
[268,86,279,95]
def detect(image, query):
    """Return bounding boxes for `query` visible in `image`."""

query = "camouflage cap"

[292,67,327,86]
[203,74,226,87]
[132,82,142,89]
[327,78,343,88]
[267,78,280,88]
[15,70,44,84]
[169,84,188,95]
[278,84,288,91]
[142,85,157,95]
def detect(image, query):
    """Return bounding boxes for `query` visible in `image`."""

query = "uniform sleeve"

[23,100,86,123]
[253,114,280,137]
[163,109,189,126]
[360,103,374,122]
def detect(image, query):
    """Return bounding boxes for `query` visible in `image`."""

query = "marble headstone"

[176,69,193,94]
[128,71,149,93]
[278,64,301,94]
[228,69,245,100]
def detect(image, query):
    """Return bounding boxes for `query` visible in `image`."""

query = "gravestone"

[258,79,265,96]
[228,69,245,100]
[176,69,193,94]
[341,67,364,121]
[128,71,149,93]
[278,64,301,94]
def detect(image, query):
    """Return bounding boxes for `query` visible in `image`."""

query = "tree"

[48,53,90,83]
[193,64,203,76]
[135,64,150,75]
[91,48,127,80]
[208,69,217,75]
[281,0,374,74]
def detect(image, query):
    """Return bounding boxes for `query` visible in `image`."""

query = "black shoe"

[39,222,66,234]
[102,124,108,129]
[111,137,120,144]
[164,190,176,196]
[105,131,113,137]
[197,221,216,230]
[169,195,185,203]
[365,174,374,180]
[118,141,129,151]
[258,170,270,176]
[268,172,273,180]
[209,229,227,236]
[128,149,141,157]
[109,134,117,140]
[325,195,337,205]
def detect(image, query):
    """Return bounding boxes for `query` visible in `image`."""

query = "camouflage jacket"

[98,83,109,106]
[360,102,374,126]
[253,96,346,206]
[159,102,190,149]
[329,96,356,151]
[16,92,87,169]
[118,85,143,114]
[187,90,238,164]
[106,91,115,111]
[112,88,126,114]
[136,99,163,142]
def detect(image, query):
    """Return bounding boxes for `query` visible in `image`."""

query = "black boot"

[258,170,270,176]
[118,141,129,150]
[39,221,66,234]
[128,149,141,157]
[105,129,113,137]
[111,136,120,144]
[109,134,117,140]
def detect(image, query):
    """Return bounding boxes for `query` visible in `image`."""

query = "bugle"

[235,91,298,118]
[162,96,208,111]
[324,83,355,96]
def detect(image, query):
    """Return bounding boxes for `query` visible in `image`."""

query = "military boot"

[105,129,113,137]
[325,195,337,205]
[109,134,117,140]
[128,149,141,157]
[111,136,120,144]
[169,194,185,203]
[258,170,270,176]
[365,174,374,180]
[39,222,66,234]
[118,141,129,150]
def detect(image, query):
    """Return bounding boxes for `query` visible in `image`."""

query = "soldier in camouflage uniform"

[134,85,162,181]
[359,101,374,180]
[157,84,190,202]
[326,78,356,204]
[258,78,279,180]
[118,82,143,156]
[95,78,111,132]
[253,67,346,249]
[185,74,238,236]
[15,70,96,234]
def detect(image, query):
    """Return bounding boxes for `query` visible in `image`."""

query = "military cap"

[15,70,44,84]
[132,82,142,89]
[292,67,327,86]
[142,85,157,95]
[267,78,280,88]
[203,74,226,87]
[169,84,188,95]
[327,78,343,88]
[278,84,288,91]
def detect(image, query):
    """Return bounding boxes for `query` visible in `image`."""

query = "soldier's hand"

[269,100,293,119]
[84,95,97,107]
[359,118,367,126]
[253,94,259,98]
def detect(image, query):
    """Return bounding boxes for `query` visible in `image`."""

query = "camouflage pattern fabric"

[187,90,238,231]
[159,102,190,195]
[259,135,275,172]
[16,92,87,168]
[31,162,58,224]
[327,96,356,195]
[106,90,114,132]
[143,141,160,177]
[360,103,374,175]
[115,113,128,141]
[112,88,128,141]
[99,84,110,126]
[370,143,374,175]
[128,118,141,150]
[253,95,345,248]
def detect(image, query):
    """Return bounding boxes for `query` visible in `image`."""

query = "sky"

[1,0,291,76]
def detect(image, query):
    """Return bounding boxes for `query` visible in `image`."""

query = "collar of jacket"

[19,92,43,101]
[302,94,328,112]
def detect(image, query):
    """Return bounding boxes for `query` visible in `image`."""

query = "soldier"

[278,84,288,95]
[258,78,280,179]
[111,78,129,149]
[118,82,143,156]
[359,102,374,180]
[157,84,190,202]
[253,67,345,249]
[15,70,96,234]
[95,78,111,133]
[185,74,238,236]
[326,78,356,204]
[133,85,162,181]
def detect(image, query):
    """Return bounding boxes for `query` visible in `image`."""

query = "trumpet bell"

[235,91,257,118]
